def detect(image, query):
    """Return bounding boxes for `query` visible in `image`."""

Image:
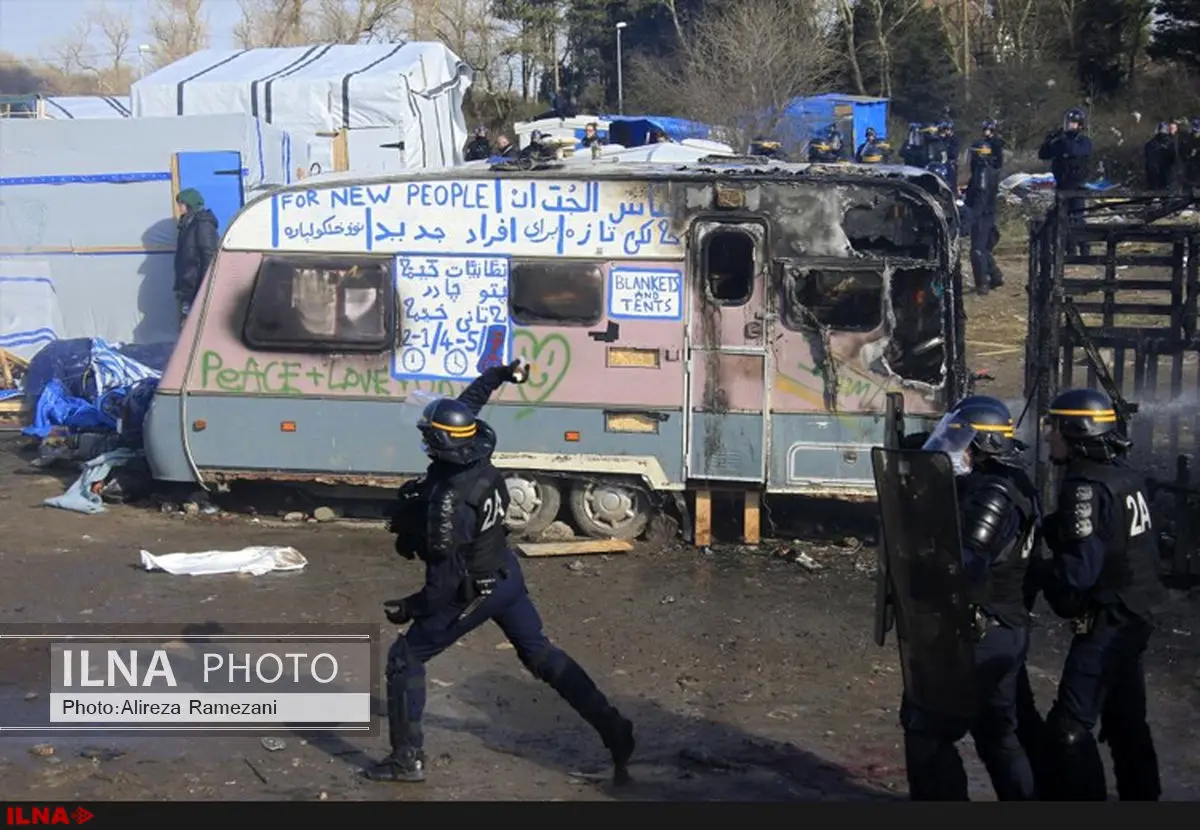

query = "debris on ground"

[139,546,307,576]
[260,737,286,752]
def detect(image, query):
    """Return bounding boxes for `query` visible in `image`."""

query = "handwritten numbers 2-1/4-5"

[1126,492,1152,537]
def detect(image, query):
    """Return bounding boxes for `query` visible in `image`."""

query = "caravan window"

[243,255,395,351]
[509,261,605,326]
[782,269,883,333]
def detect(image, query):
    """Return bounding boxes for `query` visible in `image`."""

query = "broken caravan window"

[242,255,394,352]
[782,269,884,333]
[509,261,605,326]
[841,192,938,260]
[885,267,946,385]
[704,229,755,305]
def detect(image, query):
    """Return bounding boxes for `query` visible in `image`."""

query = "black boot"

[547,655,636,778]
[367,747,426,783]
[368,670,426,783]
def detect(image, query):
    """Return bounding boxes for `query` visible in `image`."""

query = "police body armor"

[872,447,977,719]
[967,151,999,215]
[453,462,510,579]
[958,469,1037,630]
[1058,459,1160,617]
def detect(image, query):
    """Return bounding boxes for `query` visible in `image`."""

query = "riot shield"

[871,447,977,719]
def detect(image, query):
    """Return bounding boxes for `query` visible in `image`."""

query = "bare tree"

[638,0,838,147]
[835,0,867,94]
[234,0,414,47]
[417,0,520,116]
[863,0,924,98]
[233,0,311,47]
[48,1,134,93]
[148,0,211,67]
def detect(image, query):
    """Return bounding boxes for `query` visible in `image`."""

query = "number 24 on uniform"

[1126,492,1152,537]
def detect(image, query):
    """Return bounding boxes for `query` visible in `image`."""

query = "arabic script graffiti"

[393,254,511,383]
[263,179,683,258]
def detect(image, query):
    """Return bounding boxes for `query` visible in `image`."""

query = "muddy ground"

[0,257,1198,802]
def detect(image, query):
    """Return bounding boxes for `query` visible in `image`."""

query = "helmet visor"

[921,412,977,474]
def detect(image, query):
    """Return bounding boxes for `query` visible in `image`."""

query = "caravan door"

[684,220,771,483]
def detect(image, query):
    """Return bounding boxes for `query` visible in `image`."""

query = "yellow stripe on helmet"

[970,423,1016,436]
[1048,408,1116,420]
[430,421,478,437]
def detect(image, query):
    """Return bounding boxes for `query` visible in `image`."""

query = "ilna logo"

[4,806,93,824]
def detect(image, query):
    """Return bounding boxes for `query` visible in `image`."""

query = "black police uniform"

[940,124,960,188]
[1144,127,1176,190]
[902,398,1039,801]
[964,140,1003,295]
[1039,388,1162,801]
[1181,123,1200,187]
[370,364,635,783]
[464,135,491,162]
[1038,110,1093,257]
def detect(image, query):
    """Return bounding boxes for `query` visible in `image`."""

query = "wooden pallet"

[693,489,761,547]
[517,539,633,557]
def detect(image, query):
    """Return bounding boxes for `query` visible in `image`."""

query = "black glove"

[383,599,412,625]
[489,359,528,384]
[392,535,417,560]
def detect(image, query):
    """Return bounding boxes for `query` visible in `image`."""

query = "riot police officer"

[1181,118,1200,188]
[1038,388,1161,800]
[939,121,960,187]
[1038,108,1093,256]
[855,127,891,164]
[903,396,1039,800]
[1144,122,1176,190]
[369,362,636,784]
[750,136,788,160]
[964,139,1003,294]
[464,126,492,162]
[808,125,845,163]
[980,119,1005,169]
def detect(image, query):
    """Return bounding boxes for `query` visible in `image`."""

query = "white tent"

[43,96,131,119]
[131,43,472,175]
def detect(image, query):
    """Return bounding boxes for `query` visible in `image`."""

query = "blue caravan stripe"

[270,195,279,248]
[0,275,54,285]
[284,135,292,183]
[0,171,171,186]
[251,45,322,118]
[177,50,250,115]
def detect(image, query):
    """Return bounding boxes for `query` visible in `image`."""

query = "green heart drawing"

[511,329,571,404]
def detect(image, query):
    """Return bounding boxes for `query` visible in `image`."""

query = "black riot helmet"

[1046,387,1118,441]
[417,397,495,465]
[981,119,997,135]
[1064,107,1086,133]
[1155,121,1170,136]
[951,395,1017,456]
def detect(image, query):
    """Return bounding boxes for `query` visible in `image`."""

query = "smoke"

[0,58,50,96]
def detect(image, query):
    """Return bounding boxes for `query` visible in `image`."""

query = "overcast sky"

[0,0,241,60]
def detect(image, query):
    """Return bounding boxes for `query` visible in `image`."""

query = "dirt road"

[1,258,1197,801]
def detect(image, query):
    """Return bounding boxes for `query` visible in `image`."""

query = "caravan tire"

[503,474,562,538]
[568,480,651,540]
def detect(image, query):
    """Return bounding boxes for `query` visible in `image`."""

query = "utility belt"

[456,566,510,622]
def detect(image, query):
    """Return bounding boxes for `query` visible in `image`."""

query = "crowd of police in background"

[464,112,1200,303]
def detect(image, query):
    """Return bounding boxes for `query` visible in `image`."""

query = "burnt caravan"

[143,145,965,542]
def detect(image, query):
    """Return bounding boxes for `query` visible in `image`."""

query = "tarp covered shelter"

[43,96,132,119]
[0,114,292,352]
[131,43,472,175]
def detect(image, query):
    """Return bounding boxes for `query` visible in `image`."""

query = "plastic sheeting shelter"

[44,96,132,119]
[0,114,293,353]
[775,94,890,152]
[131,43,472,175]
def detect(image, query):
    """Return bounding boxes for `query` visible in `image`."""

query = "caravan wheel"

[568,480,651,540]
[503,474,562,538]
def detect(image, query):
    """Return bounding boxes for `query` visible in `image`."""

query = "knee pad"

[1046,707,1092,748]
[523,644,569,683]
[386,637,412,679]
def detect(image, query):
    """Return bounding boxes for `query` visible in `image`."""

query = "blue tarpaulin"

[21,338,167,443]
[601,115,713,147]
